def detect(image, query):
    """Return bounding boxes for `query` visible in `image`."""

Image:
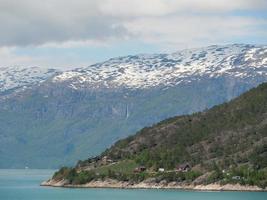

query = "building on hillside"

[158,168,165,172]
[176,163,191,172]
[101,156,114,165]
[134,166,146,173]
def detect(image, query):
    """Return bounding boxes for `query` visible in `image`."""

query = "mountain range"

[0,44,267,168]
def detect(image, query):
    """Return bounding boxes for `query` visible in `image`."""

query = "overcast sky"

[0,0,267,69]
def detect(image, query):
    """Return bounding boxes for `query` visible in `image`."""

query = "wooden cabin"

[176,163,191,172]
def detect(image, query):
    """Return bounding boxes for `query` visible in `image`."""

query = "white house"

[158,168,165,172]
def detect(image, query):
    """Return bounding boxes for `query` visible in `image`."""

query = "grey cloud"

[100,0,267,17]
[0,0,266,47]
[0,0,129,46]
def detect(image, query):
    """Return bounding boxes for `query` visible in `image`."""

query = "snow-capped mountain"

[2,44,266,93]
[1,44,267,169]
[0,66,59,92]
[53,44,267,90]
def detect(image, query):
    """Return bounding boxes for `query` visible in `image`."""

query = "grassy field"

[92,160,138,175]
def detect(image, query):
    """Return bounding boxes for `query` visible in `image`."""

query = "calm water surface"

[0,169,266,200]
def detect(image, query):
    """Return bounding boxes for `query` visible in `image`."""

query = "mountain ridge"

[52,44,267,90]
[0,66,59,94]
[0,44,267,168]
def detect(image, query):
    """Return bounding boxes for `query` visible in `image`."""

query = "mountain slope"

[105,83,267,166]
[0,44,267,168]
[53,82,267,188]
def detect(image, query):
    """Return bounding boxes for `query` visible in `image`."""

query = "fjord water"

[0,169,266,200]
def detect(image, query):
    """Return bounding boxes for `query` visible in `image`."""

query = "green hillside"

[53,83,267,188]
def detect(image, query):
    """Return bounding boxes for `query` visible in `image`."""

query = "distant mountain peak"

[52,44,267,90]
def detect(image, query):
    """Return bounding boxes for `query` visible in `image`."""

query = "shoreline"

[41,179,267,192]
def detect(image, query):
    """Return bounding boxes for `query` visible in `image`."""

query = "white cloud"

[100,0,267,17]
[100,0,173,17]
[124,15,267,49]
[39,40,109,49]
[0,47,88,69]
[0,0,127,46]
[0,0,266,68]
[0,47,35,67]
[0,0,266,47]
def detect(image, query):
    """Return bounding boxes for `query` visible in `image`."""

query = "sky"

[0,0,267,69]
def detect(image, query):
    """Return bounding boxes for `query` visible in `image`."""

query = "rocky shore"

[41,178,267,192]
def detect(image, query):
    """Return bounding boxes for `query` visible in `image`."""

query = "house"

[86,156,101,164]
[134,166,146,173]
[176,163,191,172]
[158,168,165,172]
[101,156,113,165]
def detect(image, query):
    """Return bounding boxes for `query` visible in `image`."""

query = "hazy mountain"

[0,44,267,168]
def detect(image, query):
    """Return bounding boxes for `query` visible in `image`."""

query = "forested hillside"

[53,83,267,188]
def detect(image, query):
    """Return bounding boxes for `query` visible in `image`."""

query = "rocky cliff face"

[0,44,267,168]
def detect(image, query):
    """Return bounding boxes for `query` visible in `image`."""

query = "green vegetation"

[156,171,202,183]
[207,165,267,188]
[92,160,138,175]
[53,167,72,181]
[53,165,202,185]
[53,83,267,188]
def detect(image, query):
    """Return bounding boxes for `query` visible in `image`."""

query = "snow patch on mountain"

[1,44,266,93]
[0,66,59,92]
[53,44,267,90]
